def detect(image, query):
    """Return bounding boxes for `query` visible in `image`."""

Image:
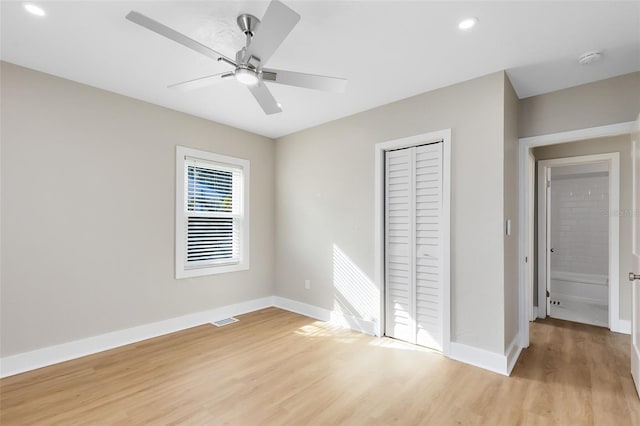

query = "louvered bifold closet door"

[385,148,415,344]
[414,143,443,351]
[385,142,443,351]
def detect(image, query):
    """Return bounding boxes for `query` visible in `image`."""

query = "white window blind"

[176,146,250,279]
[185,158,242,266]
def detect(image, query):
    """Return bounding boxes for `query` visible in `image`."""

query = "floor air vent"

[212,317,239,327]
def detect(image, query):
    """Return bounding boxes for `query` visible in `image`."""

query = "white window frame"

[175,146,250,278]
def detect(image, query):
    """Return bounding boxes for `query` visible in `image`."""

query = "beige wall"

[276,71,513,354]
[503,76,520,348]
[0,62,276,356]
[519,72,640,138]
[533,135,633,322]
[9,57,633,362]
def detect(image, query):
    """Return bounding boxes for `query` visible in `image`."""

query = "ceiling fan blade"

[126,11,235,65]
[262,69,348,93]
[248,82,282,115]
[168,72,233,91]
[246,1,300,64]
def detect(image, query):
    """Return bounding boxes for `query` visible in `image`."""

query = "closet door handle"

[550,248,555,253]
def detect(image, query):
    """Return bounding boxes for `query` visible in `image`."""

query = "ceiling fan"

[126,0,347,115]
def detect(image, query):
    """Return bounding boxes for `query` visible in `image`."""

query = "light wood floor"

[1,308,639,425]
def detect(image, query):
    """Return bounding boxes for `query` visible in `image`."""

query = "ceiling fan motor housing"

[235,49,261,69]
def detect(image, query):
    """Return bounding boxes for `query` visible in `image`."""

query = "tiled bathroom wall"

[550,172,609,276]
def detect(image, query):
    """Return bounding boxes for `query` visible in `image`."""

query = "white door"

[385,147,415,344]
[385,142,443,351]
[631,119,640,397]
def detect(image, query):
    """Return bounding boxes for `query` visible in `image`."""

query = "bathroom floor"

[549,292,608,327]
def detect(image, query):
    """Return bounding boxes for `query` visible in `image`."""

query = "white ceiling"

[2,1,639,138]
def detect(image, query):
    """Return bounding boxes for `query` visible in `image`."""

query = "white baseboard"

[1,295,382,378]
[2,294,523,378]
[449,333,522,376]
[272,296,331,322]
[330,311,377,336]
[506,334,523,375]
[272,296,377,336]
[0,296,274,378]
[611,318,631,335]
[275,296,524,375]
[449,342,508,376]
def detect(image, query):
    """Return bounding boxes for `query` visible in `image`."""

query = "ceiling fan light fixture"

[235,67,259,86]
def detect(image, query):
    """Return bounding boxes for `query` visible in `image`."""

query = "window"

[176,146,249,278]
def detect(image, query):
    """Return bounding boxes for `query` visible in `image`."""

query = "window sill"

[176,261,249,279]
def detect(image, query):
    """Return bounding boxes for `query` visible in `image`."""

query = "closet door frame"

[374,129,451,356]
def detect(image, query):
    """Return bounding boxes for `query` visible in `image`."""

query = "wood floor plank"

[1,309,638,425]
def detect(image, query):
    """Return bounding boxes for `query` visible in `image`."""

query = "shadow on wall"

[332,244,378,326]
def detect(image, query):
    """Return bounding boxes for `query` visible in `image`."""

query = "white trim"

[536,162,549,319]
[374,129,451,355]
[443,132,452,355]
[506,334,523,375]
[0,296,274,378]
[273,296,519,375]
[449,333,521,376]
[518,122,634,349]
[536,153,622,333]
[520,122,635,147]
[449,343,507,375]
[271,296,330,322]
[272,296,377,336]
[1,296,381,379]
[330,311,377,336]
[1,293,507,379]
[616,320,631,335]
[175,145,250,279]
[527,151,537,322]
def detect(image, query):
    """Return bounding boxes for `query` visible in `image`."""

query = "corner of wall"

[503,71,520,351]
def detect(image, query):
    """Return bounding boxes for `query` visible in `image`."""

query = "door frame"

[518,121,635,348]
[537,153,619,328]
[630,115,640,398]
[374,129,451,356]
[527,151,537,322]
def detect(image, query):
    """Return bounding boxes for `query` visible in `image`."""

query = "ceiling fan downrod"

[237,14,260,47]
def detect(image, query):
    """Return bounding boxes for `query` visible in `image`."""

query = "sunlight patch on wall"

[332,244,378,324]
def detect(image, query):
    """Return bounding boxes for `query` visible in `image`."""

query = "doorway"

[537,155,617,328]
[518,122,635,348]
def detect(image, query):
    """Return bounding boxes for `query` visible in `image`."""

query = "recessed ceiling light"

[23,3,46,17]
[458,17,478,30]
